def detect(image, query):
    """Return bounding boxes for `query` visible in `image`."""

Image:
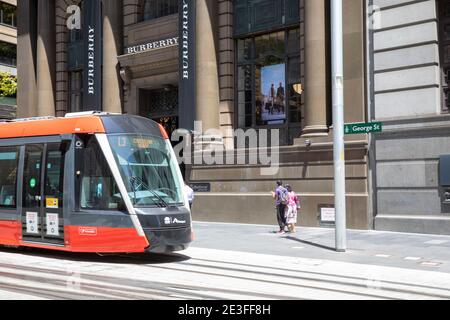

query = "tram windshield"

[108,134,184,207]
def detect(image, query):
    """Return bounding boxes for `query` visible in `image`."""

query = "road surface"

[1,222,450,300]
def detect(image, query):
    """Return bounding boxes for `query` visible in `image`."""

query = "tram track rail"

[1,250,449,300]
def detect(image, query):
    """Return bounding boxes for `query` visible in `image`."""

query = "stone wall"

[369,0,450,234]
[191,143,370,229]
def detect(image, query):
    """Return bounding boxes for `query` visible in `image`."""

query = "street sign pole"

[331,0,347,252]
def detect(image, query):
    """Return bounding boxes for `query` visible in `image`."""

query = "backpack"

[280,187,290,205]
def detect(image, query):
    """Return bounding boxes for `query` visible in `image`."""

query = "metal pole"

[331,0,347,252]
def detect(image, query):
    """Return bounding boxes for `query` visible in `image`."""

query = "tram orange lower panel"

[65,226,149,253]
[0,222,149,253]
[0,221,21,246]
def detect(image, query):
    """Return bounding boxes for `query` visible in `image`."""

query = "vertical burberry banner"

[179,0,196,131]
[83,0,103,111]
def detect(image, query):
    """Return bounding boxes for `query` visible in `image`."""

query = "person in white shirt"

[184,182,195,209]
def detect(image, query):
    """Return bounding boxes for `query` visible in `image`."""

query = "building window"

[67,1,83,71]
[235,0,299,37]
[439,0,450,112]
[0,2,16,28]
[236,28,302,129]
[0,147,18,208]
[69,71,83,112]
[0,41,16,67]
[142,0,178,22]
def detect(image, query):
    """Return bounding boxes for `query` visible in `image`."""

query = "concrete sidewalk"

[192,221,450,273]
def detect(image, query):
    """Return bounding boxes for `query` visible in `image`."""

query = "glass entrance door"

[22,144,65,245]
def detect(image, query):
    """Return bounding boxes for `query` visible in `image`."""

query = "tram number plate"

[26,212,39,234]
[46,213,59,236]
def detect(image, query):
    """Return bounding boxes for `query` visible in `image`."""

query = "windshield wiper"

[130,176,169,208]
[129,176,137,206]
[127,162,137,206]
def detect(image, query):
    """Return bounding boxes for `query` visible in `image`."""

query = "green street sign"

[344,122,383,135]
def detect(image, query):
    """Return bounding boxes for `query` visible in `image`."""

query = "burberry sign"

[125,37,179,55]
[66,1,102,111]
[83,0,102,111]
[178,0,196,131]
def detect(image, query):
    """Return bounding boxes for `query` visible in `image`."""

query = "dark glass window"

[0,41,16,67]
[237,65,253,128]
[67,1,83,70]
[23,145,43,209]
[235,0,299,36]
[80,136,125,211]
[69,71,83,112]
[0,2,16,28]
[236,28,303,130]
[139,87,178,118]
[439,0,450,112]
[142,0,178,21]
[0,147,18,208]
[45,144,65,209]
[139,87,179,138]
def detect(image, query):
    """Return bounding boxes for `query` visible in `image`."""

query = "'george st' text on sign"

[344,122,383,135]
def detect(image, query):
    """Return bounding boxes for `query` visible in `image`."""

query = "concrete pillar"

[102,0,123,113]
[36,0,56,117]
[302,0,329,137]
[195,0,220,135]
[17,0,37,118]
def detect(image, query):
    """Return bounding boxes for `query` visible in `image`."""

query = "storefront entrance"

[139,86,179,139]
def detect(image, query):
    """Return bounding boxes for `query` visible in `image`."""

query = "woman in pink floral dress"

[285,185,300,233]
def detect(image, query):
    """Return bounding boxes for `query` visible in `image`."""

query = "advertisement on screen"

[260,64,286,125]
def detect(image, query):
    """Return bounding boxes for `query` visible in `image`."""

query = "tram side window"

[45,144,65,209]
[0,147,19,208]
[80,137,125,211]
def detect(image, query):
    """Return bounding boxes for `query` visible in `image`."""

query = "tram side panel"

[0,136,149,253]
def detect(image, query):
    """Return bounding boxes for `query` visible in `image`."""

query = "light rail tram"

[0,112,193,253]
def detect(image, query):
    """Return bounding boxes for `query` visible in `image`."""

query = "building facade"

[17,0,370,230]
[367,0,450,235]
[0,0,16,75]
[0,0,17,119]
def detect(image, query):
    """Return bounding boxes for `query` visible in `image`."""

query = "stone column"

[196,0,221,145]
[218,0,235,150]
[102,0,123,113]
[302,0,329,137]
[36,0,56,117]
[17,0,37,118]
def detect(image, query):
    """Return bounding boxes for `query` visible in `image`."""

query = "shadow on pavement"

[0,246,191,265]
[283,236,337,252]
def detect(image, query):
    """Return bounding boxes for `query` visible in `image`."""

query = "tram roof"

[0,113,167,140]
